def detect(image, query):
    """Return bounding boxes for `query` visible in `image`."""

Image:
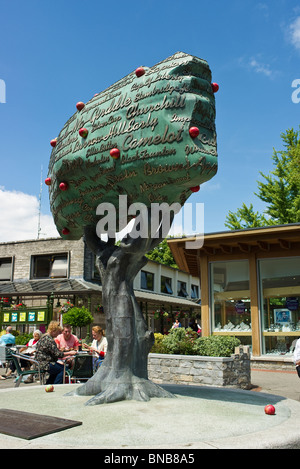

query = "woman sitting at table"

[83,326,107,371]
[2,329,43,381]
[35,321,76,384]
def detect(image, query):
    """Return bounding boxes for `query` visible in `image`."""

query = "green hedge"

[151,328,241,358]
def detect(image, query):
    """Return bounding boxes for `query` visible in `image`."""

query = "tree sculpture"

[47,52,218,405]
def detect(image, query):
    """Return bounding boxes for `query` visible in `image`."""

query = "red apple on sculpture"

[135,67,145,77]
[79,127,88,138]
[59,182,68,191]
[211,82,219,93]
[190,186,200,192]
[45,177,52,186]
[189,127,200,138]
[50,138,57,147]
[110,148,120,159]
[76,101,85,111]
[264,404,275,415]
[62,228,70,235]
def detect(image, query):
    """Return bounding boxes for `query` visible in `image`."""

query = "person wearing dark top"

[35,321,76,384]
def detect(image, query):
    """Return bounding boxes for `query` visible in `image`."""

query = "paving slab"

[0,382,300,449]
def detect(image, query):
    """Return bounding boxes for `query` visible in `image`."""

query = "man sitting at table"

[55,324,79,352]
[55,324,80,366]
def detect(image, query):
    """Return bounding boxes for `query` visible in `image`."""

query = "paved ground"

[0,366,299,450]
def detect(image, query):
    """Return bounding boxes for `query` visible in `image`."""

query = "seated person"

[35,321,76,384]
[55,324,79,352]
[83,326,107,370]
[4,329,42,381]
[55,324,79,368]
[20,329,43,356]
[0,326,16,346]
[0,326,16,380]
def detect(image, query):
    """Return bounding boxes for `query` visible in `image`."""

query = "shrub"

[192,335,241,357]
[15,333,33,345]
[151,328,198,355]
[150,328,241,357]
[151,333,166,353]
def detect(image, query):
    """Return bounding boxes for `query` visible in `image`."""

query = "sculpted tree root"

[65,366,174,406]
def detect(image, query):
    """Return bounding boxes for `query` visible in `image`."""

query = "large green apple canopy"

[47,52,218,240]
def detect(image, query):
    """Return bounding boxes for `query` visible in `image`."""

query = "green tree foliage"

[225,127,300,229]
[225,203,270,230]
[145,238,178,268]
[62,306,94,336]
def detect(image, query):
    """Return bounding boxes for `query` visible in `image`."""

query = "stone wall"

[251,355,295,371]
[0,237,85,280]
[148,345,251,390]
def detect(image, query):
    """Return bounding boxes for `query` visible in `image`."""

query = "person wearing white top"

[294,338,300,366]
[83,326,108,370]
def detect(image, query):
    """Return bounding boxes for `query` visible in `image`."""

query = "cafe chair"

[11,352,45,387]
[66,354,94,383]
[0,345,14,376]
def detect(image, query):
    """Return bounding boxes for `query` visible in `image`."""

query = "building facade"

[0,237,200,336]
[168,224,300,358]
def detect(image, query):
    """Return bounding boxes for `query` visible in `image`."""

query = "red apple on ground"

[264,404,275,415]
[135,67,145,77]
[110,148,120,159]
[76,101,85,111]
[45,385,54,392]
[79,127,88,138]
[211,82,219,93]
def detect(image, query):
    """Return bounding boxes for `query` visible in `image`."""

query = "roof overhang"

[168,224,300,277]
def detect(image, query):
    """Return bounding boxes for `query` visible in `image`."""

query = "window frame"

[30,253,69,279]
[0,257,13,281]
[141,270,154,291]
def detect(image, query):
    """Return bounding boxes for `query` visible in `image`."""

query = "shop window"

[259,257,300,356]
[0,258,12,281]
[141,270,154,291]
[31,254,68,279]
[191,284,199,299]
[210,260,252,335]
[177,281,188,297]
[161,276,173,294]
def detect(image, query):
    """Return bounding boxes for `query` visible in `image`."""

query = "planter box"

[148,345,251,390]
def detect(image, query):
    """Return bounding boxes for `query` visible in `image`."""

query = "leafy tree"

[62,306,94,337]
[146,238,178,269]
[225,127,300,229]
[225,203,270,230]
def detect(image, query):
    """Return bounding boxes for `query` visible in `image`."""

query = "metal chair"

[66,354,94,383]
[11,353,44,387]
[0,345,14,376]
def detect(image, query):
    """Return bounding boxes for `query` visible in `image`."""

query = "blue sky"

[0,0,299,241]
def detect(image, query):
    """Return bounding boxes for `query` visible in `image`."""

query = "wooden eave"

[168,224,300,277]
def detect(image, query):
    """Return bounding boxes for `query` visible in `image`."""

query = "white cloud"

[249,58,273,77]
[289,16,300,50]
[238,55,278,79]
[0,187,59,242]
